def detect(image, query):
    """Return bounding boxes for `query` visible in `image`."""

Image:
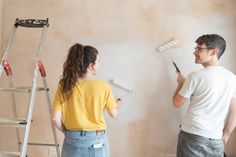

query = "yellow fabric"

[51,80,117,130]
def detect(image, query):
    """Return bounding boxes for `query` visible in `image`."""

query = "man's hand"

[222,98,236,144]
[177,72,186,86]
[222,133,229,144]
[172,73,186,108]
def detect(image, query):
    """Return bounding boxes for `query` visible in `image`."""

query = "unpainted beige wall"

[0,0,3,50]
[0,0,236,157]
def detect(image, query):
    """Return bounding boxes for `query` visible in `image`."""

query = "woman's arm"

[107,99,122,118]
[51,110,65,134]
[107,108,118,118]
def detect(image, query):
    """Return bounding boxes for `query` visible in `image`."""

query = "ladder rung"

[15,18,49,28]
[0,87,49,93]
[20,142,59,147]
[0,118,27,127]
[0,151,20,157]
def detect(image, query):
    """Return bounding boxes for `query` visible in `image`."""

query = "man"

[173,34,236,157]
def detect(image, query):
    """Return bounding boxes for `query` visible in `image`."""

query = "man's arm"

[222,98,236,144]
[51,110,65,134]
[173,73,187,108]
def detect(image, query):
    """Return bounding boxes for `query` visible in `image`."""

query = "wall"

[0,0,3,50]
[0,0,236,157]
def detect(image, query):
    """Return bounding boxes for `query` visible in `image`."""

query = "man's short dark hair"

[195,34,226,59]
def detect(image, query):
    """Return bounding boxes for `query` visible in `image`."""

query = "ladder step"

[15,18,49,28]
[0,118,27,127]
[20,142,59,147]
[0,151,20,157]
[0,87,49,93]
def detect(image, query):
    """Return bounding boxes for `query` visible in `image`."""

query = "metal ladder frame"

[0,18,60,157]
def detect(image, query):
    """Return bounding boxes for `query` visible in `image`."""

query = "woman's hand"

[51,110,65,134]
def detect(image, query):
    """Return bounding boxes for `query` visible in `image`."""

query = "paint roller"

[157,39,180,53]
[155,38,181,73]
[110,79,132,101]
[110,79,132,92]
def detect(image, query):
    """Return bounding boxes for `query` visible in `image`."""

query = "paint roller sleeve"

[158,39,180,52]
[110,79,133,92]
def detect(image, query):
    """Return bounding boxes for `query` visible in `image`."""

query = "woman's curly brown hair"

[60,43,98,99]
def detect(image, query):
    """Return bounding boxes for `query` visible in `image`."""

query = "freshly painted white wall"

[0,0,236,157]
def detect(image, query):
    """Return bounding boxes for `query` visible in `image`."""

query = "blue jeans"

[62,130,109,157]
[177,130,224,157]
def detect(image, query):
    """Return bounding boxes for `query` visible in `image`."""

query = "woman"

[51,43,118,157]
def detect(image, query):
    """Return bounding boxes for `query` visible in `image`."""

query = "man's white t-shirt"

[179,66,236,139]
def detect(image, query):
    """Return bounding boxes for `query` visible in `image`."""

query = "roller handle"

[172,61,181,73]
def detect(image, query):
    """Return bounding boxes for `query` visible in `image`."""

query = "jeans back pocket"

[89,142,105,157]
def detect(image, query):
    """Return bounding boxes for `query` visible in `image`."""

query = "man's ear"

[210,48,218,57]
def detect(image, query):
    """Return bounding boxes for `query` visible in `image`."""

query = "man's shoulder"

[186,69,211,82]
[219,67,236,79]
[188,69,204,77]
[191,67,235,77]
[223,67,236,76]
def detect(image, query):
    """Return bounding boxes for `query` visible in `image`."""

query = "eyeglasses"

[194,47,212,51]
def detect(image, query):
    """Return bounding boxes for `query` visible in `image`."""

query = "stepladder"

[0,18,60,157]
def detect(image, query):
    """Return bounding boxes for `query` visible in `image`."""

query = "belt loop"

[81,130,84,136]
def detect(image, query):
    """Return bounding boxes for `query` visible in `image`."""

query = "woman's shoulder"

[93,80,110,87]
[76,79,111,90]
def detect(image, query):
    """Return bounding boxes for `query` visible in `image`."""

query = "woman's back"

[52,80,116,130]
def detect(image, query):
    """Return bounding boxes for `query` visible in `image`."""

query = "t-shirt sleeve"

[233,90,236,98]
[104,85,117,110]
[233,77,236,98]
[51,83,63,111]
[179,73,196,99]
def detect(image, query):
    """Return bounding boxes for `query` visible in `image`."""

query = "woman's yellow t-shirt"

[51,80,117,130]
